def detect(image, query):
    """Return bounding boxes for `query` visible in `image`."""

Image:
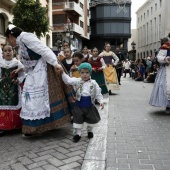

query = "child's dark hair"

[91,47,98,52]
[2,44,13,51]
[73,52,83,59]
[5,26,22,38]
[64,47,71,52]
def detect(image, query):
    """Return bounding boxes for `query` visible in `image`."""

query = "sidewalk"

[106,78,170,170]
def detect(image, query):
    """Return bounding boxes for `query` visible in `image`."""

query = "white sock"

[76,128,82,136]
[87,126,93,133]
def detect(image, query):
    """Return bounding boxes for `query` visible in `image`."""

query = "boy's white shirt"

[62,72,103,104]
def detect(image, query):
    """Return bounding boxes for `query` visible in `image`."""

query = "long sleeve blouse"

[62,72,103,104]
[16,32,59,67]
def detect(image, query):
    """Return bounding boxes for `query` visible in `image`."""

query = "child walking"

[61,62,104,142]
[88,47,108,95]
[70,52,84,78]
[0,45,25,136]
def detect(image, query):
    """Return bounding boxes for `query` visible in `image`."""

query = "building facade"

[0,0,14,46]
[86,0,131,57]
[136,0,170,59]
[0,0,53,48]
[52,0,90,51]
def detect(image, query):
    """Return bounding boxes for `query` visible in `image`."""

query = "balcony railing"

[53,2,83,16]
[53,23,84,35]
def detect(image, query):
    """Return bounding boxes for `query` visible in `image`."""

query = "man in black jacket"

[115,47,125,85]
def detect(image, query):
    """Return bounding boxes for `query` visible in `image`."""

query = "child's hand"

[100,103,104,110]
[93,68,97,72]
[97,67,103,71]
[12,79,18,84]
[10,68,23,78]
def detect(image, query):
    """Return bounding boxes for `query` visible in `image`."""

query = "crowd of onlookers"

[122,56,159,83]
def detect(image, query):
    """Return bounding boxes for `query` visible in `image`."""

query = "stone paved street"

[0,96,108,170]
[1,78,170,170]
[0,123,89,170]
[106,78,170,170]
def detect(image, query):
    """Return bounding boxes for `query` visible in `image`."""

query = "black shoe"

[88,132,93,139]
[73,135,81,143]
[119,82,121,85]
[165,107,170,114]
[109,90,114,95]
[0,131,6,137]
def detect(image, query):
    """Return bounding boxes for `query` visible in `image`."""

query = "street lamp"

[131,41,136,61]
[66,19,74,46]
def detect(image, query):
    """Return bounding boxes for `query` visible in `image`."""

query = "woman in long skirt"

[5,24,74,137]
[99,43,119,95]
[150,37,170,113]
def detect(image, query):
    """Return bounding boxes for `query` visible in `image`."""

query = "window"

[80,21,84,28]
[151,7,153,14]
[159,14,161,39]
[160,0,162,7]
[147,10,149,17]
[155,3,157,11]
[96,22,130,35]
[53,14,65,24]
[150,20,152,43]
[154,17,157,42]
[0,14,5,36]
[146,22,148,44]
[80,2,83,9]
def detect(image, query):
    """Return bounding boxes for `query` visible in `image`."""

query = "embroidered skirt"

[73,96,101,129]
[91,71,108,94]
[149,66,170,107]
[0,109,22,130]
[103,65,119,91]
[22,62,75,134]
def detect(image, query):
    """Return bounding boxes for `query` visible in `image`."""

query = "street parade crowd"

[0,24,170,143]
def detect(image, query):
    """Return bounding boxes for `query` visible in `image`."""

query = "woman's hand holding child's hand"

[100,103,104,110]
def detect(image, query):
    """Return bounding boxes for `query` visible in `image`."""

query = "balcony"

[53,23,84,35]
[53,2,83,16]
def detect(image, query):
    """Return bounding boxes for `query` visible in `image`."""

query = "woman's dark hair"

[5,27,22,38]
[73,52,83,59]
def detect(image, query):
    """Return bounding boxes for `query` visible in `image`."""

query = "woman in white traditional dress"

[5,24,75,137]
[149,35,170,114]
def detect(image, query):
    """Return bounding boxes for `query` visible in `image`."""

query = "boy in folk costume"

[61,62,104,142]
[0,45,25,136]
[99,43,119,95]
[88,47,108,95]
